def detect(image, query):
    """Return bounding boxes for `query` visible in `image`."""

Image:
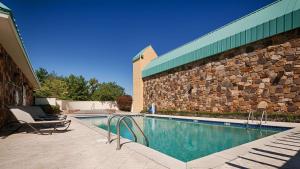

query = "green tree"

[91,82,125,101]
[65,74,89,100]
[88,78,99,98]
[35,77,68,99]
[35,68,49,84]
[34,68,126,101]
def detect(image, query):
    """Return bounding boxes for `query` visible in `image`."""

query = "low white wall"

[35,98,57,106]
[36,98,118,111]
[56,100,66,110]
[60,101,118,110]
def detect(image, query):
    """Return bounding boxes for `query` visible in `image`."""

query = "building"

[132,0,300,113]
[0,3,40,127]
[132,46,157,113]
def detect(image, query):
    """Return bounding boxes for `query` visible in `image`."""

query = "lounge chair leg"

[64,120,71,130]
[51,124,57,135]
[55,120,71,131]
[26,123,45,135]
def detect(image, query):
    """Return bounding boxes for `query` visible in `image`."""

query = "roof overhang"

[0,10,40,89]
[142,0,300,78]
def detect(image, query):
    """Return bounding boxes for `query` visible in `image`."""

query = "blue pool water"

[78,116,288,162]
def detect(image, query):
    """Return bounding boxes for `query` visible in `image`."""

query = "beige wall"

[34,97,118,111]
[132,46,157,113]
[59,101,118,111]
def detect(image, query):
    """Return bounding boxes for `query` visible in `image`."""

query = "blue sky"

[2,0,274,94]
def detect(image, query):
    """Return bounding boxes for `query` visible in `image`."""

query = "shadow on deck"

[225,131,300,169]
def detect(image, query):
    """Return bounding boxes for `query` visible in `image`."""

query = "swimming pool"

[78,115,289,162]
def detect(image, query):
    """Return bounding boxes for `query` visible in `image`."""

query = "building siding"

[0,43,34,127]
[132,47,157,113]
[143,29,300,114]
[142,7,300,78]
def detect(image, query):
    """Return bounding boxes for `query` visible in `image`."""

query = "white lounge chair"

[14,106,67,121]
[8,107,71,135]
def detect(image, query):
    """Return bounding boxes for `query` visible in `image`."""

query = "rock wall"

[143,29,300,113]
[0,44,34,127]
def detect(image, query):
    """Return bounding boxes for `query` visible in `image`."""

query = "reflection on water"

[151,118,155,131]
[143,118,279,162]
[82,116,281,162]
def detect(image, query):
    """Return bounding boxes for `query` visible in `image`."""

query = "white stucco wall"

[61,101,118,110]
[35,98,119,111]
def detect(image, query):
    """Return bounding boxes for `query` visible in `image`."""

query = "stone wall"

[0,44,34,127]
[143,29,300,114]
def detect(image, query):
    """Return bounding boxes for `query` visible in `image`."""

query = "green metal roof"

[142,0,300,78]
[0,2,10,12]
[132,45,152,62]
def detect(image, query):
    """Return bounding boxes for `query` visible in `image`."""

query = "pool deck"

[0,114,299,169]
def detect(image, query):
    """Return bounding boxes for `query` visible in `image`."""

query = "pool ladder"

[247,111,254,127]
[107,115,149,150]
[246,111,267,128]
[260,111,267,126]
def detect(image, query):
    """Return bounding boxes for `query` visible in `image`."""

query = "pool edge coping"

[145,114,300,128]
[71,113,300,169]
[70,115,187,169]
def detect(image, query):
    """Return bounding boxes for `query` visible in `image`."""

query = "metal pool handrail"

[247,111,254,127]
[107,114,123,143]
[116,116,149,150]
[260,111,267,127]
[247,111,267,128]
[121,119,137,142]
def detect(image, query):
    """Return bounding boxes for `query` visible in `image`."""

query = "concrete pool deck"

[0,114,299,169]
